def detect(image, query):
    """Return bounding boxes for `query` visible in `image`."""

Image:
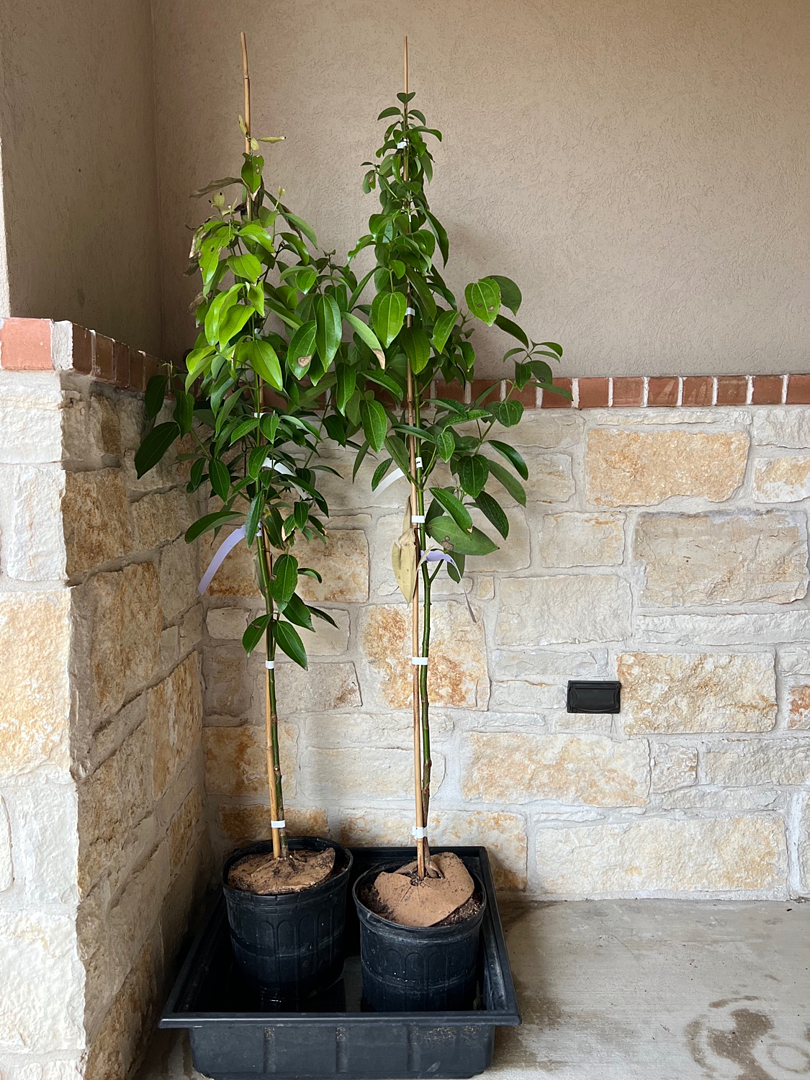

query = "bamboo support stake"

[402,35,427,879]
[241,32,251,152]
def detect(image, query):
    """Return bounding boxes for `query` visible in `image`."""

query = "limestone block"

[79,721,152,896]
[206,607,250,640]
[619,653,776,734]
[0,593,71,778]
[462,732,649,807]
[131,491,180,551]
[800,798,810,896]
[7,784,78,904]
[471,507,530,572]
[752,407,810,448]
[88,392,122,456]
[510,411,584,448]
[639,610,810,647]
[168,786,203,870]
[496,575,632,645]
[302,746,445,805]
[306,709,452,749]
[650,744,698,792]
[159,625,180,670]
[203,723,297,799]
[359,601,488,710]
[179,604,203,655]
[84,562,162,716]
[274,662,361,714]
[585,428,748,506]
[84,935,159,1080]
[295,530,369,604]
[336,808,527,890]
[149,654,203,801]
[0,377,62,464]
[491,651,604,711]
[752,454,810,503]
[199,527,260,597]
[704,740,810,786]
[534,816,787,895]
[635,512,808,606]
[0,912,84,1051]
[538,512,625,567]
[0,796,11,891]
[521,452,575,504]
[203,648,253,717]
[788,686,810,730]
[217,805,328,847]
[159,538,197,623]
[5,466,66,580]
[63,469,131,574]
[659,787,784,813]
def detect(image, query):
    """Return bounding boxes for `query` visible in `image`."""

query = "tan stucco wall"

[152,0,810,375]
[0,0,163,354]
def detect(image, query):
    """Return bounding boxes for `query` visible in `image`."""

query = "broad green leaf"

[238,338,283,390]
[377,106,401,119]
[425,515,498,556]
[173,391,194,435]
[135,422,180,478]
[432,309,458,354]
[344,311,385,365]
[361,399,388,452]
[491,400,524,429]
[400,325,431,374]
[457,455,489,498]
[273,554,299,604]
[287,321,317,378]
[489,438,529,479]
[425,211,449,265]
[241,155,262,193]
[495,313,529,348]
[227,253,262,283]
[435,428,455,461]
[371,291,406,347]
[464,278,501,326]
[293,502,309,530]
[430,487,472,531]
[218,304,254,345]
[281,208,317,247]
[242,614,271,657]
[310,606,338,627]
[315,294,341,365]
[406,272,437,322]
[296,267,317,293]
[336,364,356,414]
[185,509,242,543]
[274,620,308,669]
[209,458,230,501]
[489,275,522,314]
[279,592,313,630]
[371,457,394,491]
[204,287,238,343]
[384,434,412,479]
[474,490,509,538]
[486,458,527,505]
[538,341,563,357]
[145,375,168,419]
[245,493,263,544]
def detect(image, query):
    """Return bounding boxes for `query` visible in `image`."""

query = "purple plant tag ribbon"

[419,549,476,623]
[198,525,247,595]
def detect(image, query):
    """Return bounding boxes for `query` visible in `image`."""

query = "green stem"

[256,537,288,859]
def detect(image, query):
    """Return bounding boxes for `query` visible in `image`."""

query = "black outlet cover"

[567,680,621,714]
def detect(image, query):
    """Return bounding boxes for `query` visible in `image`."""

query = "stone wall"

[0,320,210,1080]
[203,404,810,901]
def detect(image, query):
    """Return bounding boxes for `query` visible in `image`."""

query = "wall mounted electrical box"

[567,680,621,714]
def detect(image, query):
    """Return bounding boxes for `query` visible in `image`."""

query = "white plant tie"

[415,456,423,469]
[396,139,408,149]
[412,826,427,839]
[270,820,286,830]
[411,656,428,666]
[377,465,406,492]
[405,306,416,316]
[263,458,293,475]
[265,660,275,670]
[411,514,426,524]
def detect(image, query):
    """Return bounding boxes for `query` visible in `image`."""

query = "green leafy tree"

[333,91,568,876]
[135,125,344,863]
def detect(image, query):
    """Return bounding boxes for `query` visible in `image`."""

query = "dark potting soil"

[360,875,482,927]
[227,846,337,896]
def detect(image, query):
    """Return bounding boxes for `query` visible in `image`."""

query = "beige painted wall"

[152,0,810,375]
[0,0,163,354]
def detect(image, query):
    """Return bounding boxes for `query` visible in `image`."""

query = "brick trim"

[2,319,808,407]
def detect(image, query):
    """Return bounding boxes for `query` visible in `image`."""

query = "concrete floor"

[138,900,810,1080]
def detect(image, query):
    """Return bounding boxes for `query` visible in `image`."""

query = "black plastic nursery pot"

[161,846,520,1080]
[223,836,353,1002]
[353,863,486,1012]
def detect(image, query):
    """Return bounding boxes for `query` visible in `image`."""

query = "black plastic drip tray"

[160,846,521,1079]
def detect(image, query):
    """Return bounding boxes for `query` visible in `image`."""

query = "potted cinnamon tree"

[332,75,567,1010]
[136,41,352,1002]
